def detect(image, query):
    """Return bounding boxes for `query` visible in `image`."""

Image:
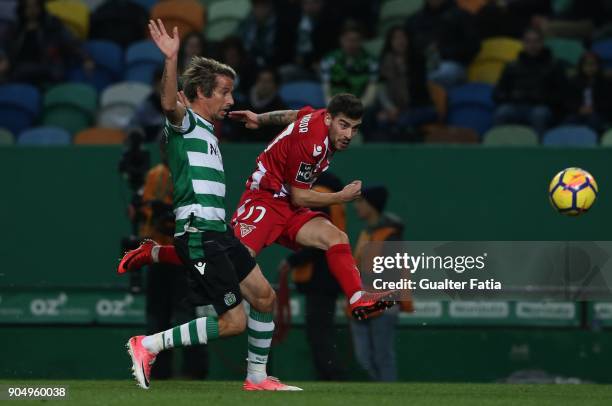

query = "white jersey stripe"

[187,151,224,172]
[192,180,226,196]
[175,204,225,221]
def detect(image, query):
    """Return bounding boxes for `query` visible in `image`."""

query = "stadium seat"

[379,0,423,36]
[600,128,612,146]
[69,40,123,92]
[125,41,164,84]
[468,37,522,83]
[150,0,205,40]
[592,39,612,68]
[207,0,250,22]
[483,125,539,146]
[98,82,152,128]
[279,81,325,109]
[424,126,480,144]
[46,0,90,39]
[0,128,14,145]
[0,83,41,136]
[475,37,523,62]
[206,19,241,41]
[74,127,126,144]
[542,125,598,147]
[545,38,584,68]
[42,83,98,135]
[427,82,447,121]
[447,83,494,135]
[17,126,71,146]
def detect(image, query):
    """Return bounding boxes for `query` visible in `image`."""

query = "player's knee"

[252,287,276,313]
[322,227,349,249]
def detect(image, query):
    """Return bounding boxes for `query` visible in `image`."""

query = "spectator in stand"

[89,0,148,48]
[177,32,207,74]
[224,67,288,142]
[217,36,256,103]
[493,27,566,135]
[373,26,436,141]
[9,0,92,87]
[405,0,479,88]
[238,0,293,69]
[320,21,377,108]
[130,68,164,142]
[564,52,612,133]
[281,0,340,81]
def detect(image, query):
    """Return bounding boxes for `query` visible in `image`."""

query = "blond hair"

[181,56,236,100]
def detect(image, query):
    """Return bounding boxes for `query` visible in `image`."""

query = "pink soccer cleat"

[118,240,157,274]
[350,290,397,321]
[243,376,303,391]
[126,335,157,389]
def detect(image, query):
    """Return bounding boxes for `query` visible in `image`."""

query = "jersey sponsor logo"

[224,292,237,306]
[194,261,206,275]
[313,144,323,157]
[209,144,219,157]
[296,162,315,184]
[239,223,256,237]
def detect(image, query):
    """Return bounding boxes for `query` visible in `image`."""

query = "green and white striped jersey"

[163,108,226,236]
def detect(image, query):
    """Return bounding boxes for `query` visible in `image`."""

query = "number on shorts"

[240,205,266,223]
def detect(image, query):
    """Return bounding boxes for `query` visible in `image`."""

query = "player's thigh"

[294,216,348,250]
[239,264,275,313]
[231,197,285,254]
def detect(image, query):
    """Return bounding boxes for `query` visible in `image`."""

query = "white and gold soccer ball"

[549,167,598,216]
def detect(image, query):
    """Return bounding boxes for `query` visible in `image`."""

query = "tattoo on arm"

[258,110,298,126]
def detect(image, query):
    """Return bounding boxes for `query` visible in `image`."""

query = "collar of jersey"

[189,109,215,134]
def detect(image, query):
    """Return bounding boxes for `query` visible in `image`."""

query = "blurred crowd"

[2,0,612,144]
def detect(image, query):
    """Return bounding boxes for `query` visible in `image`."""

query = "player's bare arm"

[229,110,298,129]
[148,19,185,125]
[291,180,362,208]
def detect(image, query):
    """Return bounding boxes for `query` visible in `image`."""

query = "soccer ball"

[549,167,598,216]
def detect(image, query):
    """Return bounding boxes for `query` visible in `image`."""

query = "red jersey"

[245,106,333,199]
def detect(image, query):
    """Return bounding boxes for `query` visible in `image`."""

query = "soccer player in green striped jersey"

[122,19,301,392]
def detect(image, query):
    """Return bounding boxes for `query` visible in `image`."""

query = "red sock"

[158,245,182,266]
[325,243,362,298]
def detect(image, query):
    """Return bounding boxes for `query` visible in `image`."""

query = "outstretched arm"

[291,181,362,208]
[228,109,299,129]
[148,19,185,126]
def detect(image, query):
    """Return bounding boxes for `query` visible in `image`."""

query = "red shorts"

[230,190,327,254]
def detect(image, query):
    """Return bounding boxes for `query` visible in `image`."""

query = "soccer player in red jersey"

[120,93,395,319]
[227,93,396,319]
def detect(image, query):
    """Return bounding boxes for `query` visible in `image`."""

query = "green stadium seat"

[42,83,98,135]
[206,18,240,41]
[0,127,14,145]
[483,125,539,146]
[545,38,584,67]
[600,128,612,146]
[207,0,250,22]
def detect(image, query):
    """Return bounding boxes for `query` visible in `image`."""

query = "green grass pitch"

[3,381,612,405]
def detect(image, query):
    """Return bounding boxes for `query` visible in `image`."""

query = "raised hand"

[148,19,179,60]
[228,110,259,129]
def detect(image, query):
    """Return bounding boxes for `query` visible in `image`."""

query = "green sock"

[142,317,219,354]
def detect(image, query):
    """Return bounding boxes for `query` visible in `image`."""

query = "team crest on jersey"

[224,292,237,306]
[239,222,256,237]
[296,162,315,184]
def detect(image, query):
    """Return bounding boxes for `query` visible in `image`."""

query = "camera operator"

[129,136,209,380]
